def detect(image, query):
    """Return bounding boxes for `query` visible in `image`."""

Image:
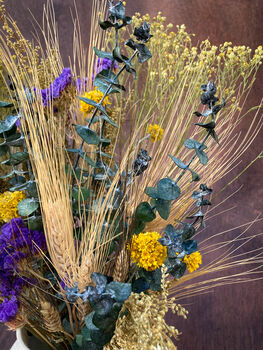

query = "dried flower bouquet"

[0,1,262,349]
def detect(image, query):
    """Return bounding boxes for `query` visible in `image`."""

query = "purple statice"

[35,67,72,106]
[0,296,19,322]
[0,218,47,255]
[0,217,47,321]
[96,58,118,74]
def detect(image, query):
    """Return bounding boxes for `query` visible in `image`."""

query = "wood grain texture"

[1,1,263,349]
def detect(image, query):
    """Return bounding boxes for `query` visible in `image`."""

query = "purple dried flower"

[97,58,118,73]
[0,296,19,322]
[35,67,72,106]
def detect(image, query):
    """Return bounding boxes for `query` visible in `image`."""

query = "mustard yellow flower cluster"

[183,251,202,273]
[79,88,110,115]
[147,124,164,142]
[0,191,26,223]
[129,232,167,271]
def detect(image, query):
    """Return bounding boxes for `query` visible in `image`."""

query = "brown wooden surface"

[1,1,263,349]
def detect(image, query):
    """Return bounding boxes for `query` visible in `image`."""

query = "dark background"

[1,1,263,349]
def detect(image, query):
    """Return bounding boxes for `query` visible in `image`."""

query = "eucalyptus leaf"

[156,199,171,220]
[94,47,113,60]
[105,281,131,303]
[195,147,208,165]
[134,218,146,234]
[109,1,125,20]
[98,19,115,30]
[79,150,97,167]
[157,178,180,201]
[90,296,114,316]
[5,152,29,166]
[195,121,216,130]
[0,144,8,156]
[182,240,197,255]
[189,168,200,182]
[90,329,114,347]
[169,261,187,279]
[75,125,100,145]
[135,202,156,222]
[85,312,99,331]
[17,198,39,216]
[144,186,159,199]
[169,154,187,169]
[0,115,18,134]
[184,138,207,150]
[25,216,43,231]
[0,101,13,108]
[81,326,91,342]
[72,187,92,201]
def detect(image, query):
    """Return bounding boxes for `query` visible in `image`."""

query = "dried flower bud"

[133,149,151,176]
[134,22,153,43]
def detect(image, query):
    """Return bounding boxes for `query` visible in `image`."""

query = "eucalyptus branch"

[175,130,211,185]
[3,131,19,183]
[73,50,138,171]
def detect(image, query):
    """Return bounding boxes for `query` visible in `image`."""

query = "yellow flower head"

[147,123,164,142]
[129,231,167,271]
[183,251,202,273]
[0,191,26,223]
[79,88,110,115]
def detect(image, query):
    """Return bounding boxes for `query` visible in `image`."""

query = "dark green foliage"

[94,69,125,96]
[78,150,97,167]
[155,199,171,220]
[182,240,197,255]
[125,39,152,63]
[25,216,43,231]
[75,124,100,145]
[135,202,156,222]
[72,187,92,201]
[132,277,150,293]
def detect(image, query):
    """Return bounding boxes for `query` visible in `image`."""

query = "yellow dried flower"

[129,232,167,271]
[183,251,202,273]
[147,123,164,142]
[0,191,26,223]
[79,88,110,115]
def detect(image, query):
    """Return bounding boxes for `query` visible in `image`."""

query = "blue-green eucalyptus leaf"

[184,138,207,150]
[85,311,99,331]
[75,124,100,145]
[145,186,159,199]
[105,281,131,303]
[194,147,208,165]
[17,198,39,216]
[189,168,200,182]
[157,178,180,201]
[182,240,197,255]
[0,115,18,134]
[168,154,187,169]
[94,47,113,60]
[0,101,13,108]
[155,199,171,220]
